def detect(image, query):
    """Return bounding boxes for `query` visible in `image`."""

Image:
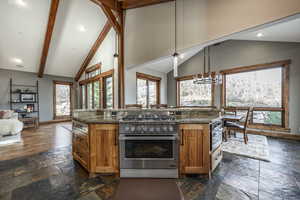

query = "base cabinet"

[72,123,119,176]
[89,124,119,174]
[179,124,211,175]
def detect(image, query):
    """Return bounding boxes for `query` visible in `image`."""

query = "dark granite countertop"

[72,114,221,125]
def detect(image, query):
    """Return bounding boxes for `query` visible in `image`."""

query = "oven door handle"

[119,136,178,140]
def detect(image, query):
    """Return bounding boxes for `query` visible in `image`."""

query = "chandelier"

[193,46,222,85]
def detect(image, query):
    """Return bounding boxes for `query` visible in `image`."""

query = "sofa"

[0,110,23,145]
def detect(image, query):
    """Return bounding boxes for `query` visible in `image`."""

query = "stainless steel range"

[119,113,179,178]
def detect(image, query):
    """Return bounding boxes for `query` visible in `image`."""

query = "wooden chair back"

[244,107,253,130]
[125,104,143,109]
[223,107,237,115]
[150,104,168,109]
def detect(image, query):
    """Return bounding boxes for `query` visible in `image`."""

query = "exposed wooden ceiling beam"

[90,1,121,34]
[38,0,60,78]
[75,21,112,81]
[121,0,174,9]
[90,0,121,11]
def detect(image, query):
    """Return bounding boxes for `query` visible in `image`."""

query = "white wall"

[125,67,168,105]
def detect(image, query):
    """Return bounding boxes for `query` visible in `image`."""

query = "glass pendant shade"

[173,52,179,77]
[113,53,118,69]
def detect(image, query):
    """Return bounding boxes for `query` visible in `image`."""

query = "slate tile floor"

[0,138,299,200]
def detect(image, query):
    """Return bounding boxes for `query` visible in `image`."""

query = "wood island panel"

[89,124,119,174]
[179,124,210,175]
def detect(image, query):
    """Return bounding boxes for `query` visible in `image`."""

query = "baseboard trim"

[247,129,300,141]
[39,119,72,125]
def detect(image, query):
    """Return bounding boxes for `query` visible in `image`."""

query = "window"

[226,68,282,107]
[176,76,214,107]
[222,60,290,128]
[85,63,101,79]
[53,81,72,119]
[136,72,161,108]
[80,69,114,109]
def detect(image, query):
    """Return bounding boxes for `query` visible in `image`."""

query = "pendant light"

[113,32,118,69]
[173,0,178,77]
[193,45,223,85]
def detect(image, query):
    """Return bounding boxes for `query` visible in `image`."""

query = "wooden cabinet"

[89,124,119,174]
[72,130,89,170]
[211,145,223,172]
[179,124,210,175]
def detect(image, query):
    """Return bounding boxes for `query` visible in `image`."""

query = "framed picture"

[20,94,35,103]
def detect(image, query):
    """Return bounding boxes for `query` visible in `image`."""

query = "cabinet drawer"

[211,145,222,172]
[74,143,89,169]
[73,131,89,149]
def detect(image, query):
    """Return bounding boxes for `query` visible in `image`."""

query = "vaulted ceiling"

[0,0,108,77]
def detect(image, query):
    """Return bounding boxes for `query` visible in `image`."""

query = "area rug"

[222,133,270,162]
[113,179,183,200]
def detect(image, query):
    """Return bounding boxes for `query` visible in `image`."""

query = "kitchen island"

[72,108,223,178]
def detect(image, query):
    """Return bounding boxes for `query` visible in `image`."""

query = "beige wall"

[207,0,300,41]
[124,0,207,68]
[125,0,300,68]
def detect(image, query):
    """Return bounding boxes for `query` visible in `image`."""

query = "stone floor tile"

[216,183,258,200]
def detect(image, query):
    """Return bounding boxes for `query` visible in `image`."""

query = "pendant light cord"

[208,46,211,74]
[174,0,177,53]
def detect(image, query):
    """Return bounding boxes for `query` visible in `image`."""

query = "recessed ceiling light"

[14,0,27,7]
[77,25,87,32]
[16,64,24,68]
[179,54,184,59]
[256,32,264,38]
[11,57,23,64]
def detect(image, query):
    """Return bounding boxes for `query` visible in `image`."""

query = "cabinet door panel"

[90,124,119,174]
[180,124,210,174]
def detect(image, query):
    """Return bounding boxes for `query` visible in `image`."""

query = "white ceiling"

[140,14,300,74]
[0,0,50,73]
[0,0,107,77]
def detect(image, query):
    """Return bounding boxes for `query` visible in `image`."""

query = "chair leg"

[228,130,231,138]
[243,131,248,144]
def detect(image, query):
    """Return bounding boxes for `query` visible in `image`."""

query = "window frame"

[79,69,114,109]
[136,72,161,108]
[220,60,290,129]
[176,73,215,108]
[53,80,73,120]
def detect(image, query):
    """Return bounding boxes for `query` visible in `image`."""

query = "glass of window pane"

[137,79,147,107]
[94,81,100,109]
[87,83,93,109]
[81,86,86,109]
[148,81,157,106]
[55,84,71,116]
[180,80,211,106]
[253,111,282,126]
[105,77,113,108]
[226,68,282,107]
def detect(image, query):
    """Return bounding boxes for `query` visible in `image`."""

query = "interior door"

[179,124,210,174]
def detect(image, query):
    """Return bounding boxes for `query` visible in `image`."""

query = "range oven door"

[119,135,178,169]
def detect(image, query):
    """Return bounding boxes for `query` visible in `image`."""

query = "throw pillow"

[0,111,5,119]
[2,110,13,119]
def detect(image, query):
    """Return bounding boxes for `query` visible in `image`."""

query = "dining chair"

[125,104,143,109]
[150,104,168,109]
[224,107,253,144]
[223,107,237,115]
[223,107,238,138]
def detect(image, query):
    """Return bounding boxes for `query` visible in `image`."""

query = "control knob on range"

[130,126,136,132]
